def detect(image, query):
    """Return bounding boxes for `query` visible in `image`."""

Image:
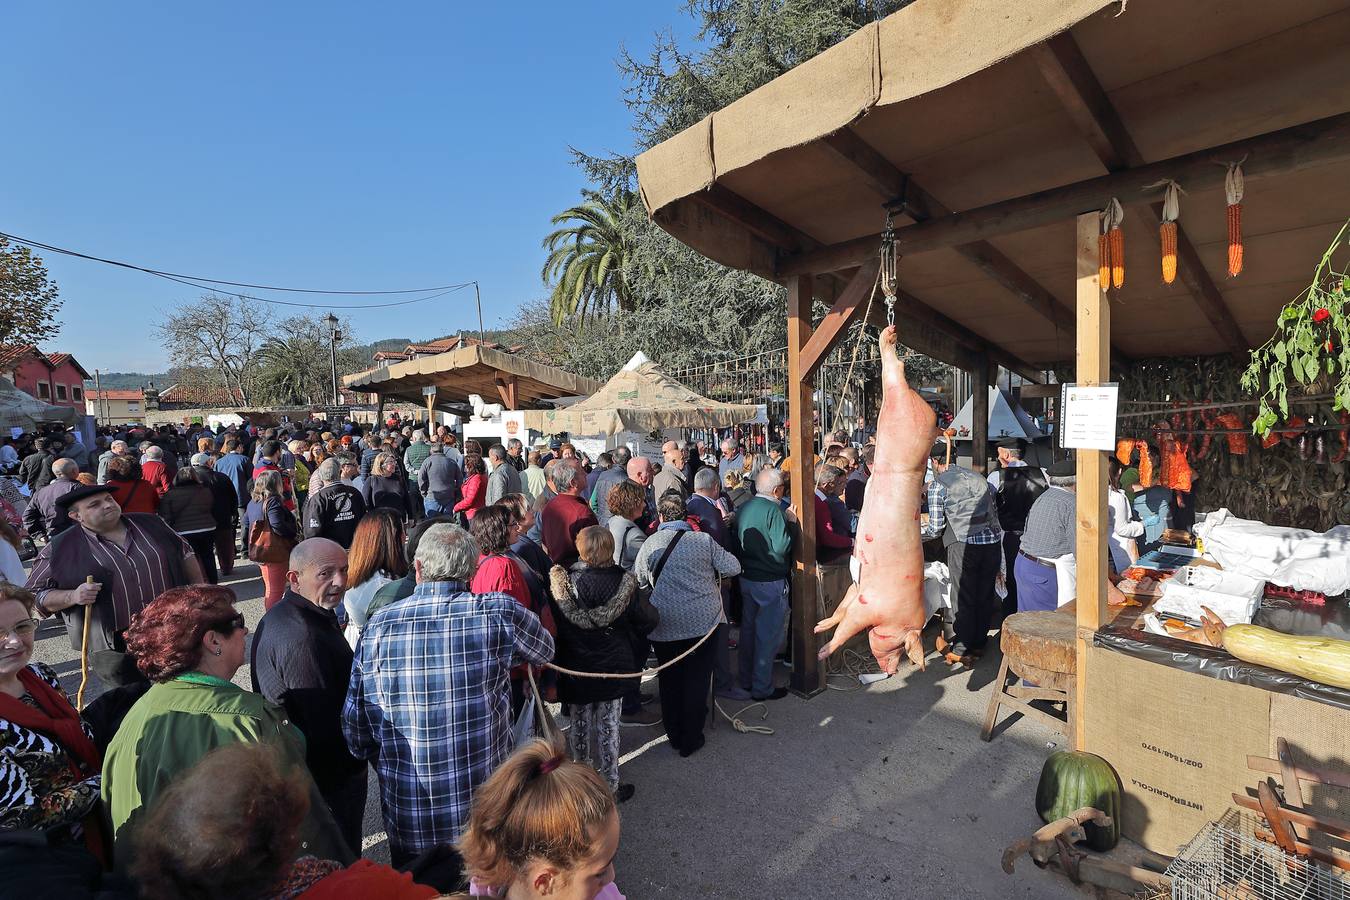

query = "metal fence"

[667,338,885,453]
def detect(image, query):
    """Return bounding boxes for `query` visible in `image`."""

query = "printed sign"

[1059,383,1119,451]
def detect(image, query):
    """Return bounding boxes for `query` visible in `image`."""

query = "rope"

[828,262,884,437]
[542,617,720,680]
[715,699,773,734]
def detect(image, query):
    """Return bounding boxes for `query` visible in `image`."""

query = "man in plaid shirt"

[921,441,1003,667]
[342,523,554,872]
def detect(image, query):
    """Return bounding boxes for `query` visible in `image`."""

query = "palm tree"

[252,336,321,406]
[541,191,643,327]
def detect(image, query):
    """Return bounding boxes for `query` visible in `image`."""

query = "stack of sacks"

[1194,509,1350,596]
[1153,565,1265,625]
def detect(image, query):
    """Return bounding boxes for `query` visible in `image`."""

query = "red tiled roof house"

[0,345,91,410]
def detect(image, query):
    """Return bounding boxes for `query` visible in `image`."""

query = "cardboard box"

[1084,646,1271,854]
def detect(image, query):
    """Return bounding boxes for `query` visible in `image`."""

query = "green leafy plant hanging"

[1241,220,1350,436]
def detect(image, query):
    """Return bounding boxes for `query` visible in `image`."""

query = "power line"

[0,230,466,295]
[145,269,475,310]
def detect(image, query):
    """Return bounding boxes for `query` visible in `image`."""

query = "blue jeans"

[738,577,788,697]
[423,496,448,517]
[1014,553,1058,613]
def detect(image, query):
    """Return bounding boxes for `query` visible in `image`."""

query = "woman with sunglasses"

[102,585,351,874]
[0,582,109,882]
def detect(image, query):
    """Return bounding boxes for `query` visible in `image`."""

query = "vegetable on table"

[1201,607,1350,690]
[1035,751,1122,852]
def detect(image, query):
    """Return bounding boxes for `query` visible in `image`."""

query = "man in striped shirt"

[27,485,204,693]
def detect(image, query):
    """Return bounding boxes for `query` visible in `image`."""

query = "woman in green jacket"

[101,584,351,873]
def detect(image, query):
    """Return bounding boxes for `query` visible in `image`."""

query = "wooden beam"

[779,111,1350,276]
[786,273,822,697]
[799,258,881,378]
[1033,32,1248,358]
[971,356,990,474]
[877,288,1045,383]
[818,128,1080,340]
[1073,211,1109,752]
[494,375,518,411]
[691,184,819,253]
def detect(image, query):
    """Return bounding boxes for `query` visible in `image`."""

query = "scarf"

[0,667,101,774]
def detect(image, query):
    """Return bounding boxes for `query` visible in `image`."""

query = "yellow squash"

[1220,624,1350,690]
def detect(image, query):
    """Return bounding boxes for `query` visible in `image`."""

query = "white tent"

[950,386,1044,442]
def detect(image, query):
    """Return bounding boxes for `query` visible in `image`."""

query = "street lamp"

[324,313,340,407]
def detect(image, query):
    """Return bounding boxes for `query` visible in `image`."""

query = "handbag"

[247,499,295,564]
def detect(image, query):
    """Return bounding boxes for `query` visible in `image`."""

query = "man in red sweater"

[813,462,854,565]
[540,459,597,567]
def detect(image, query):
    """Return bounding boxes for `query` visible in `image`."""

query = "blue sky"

[1,3,697,373]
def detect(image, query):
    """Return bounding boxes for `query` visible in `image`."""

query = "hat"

[55,484,116,510]
[996,438,1023,450]
[1047,457,1077,477]
[190,452,213,466]
[1119,466,1140,491]
[549,439,562,450]
[532,437,548,449]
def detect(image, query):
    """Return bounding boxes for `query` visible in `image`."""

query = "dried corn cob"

[1225,162,1244,277]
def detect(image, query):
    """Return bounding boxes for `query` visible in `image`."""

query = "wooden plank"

[1033,32,1248,358]
[799,258,881,377]
[691,184,819,253]
[1074,211,1109,752]
[819,128,1078,365]
[787,274,822,697]
[779,111,1350,276]
[971,356,990,474]
[494,375,518,411]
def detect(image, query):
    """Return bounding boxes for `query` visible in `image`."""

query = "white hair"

[111,440,128,453]
[415,523,480,582]
[1048,473,1077,488]
[144,445,163,461]
[52,457,79,477]
[412,429,426,442]
[552,459,582,492]
[756,467,786,494]
[693,467,720,492]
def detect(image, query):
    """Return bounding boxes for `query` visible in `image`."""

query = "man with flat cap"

[988,438,1048,618]
[26,483,205,696]
[1014,456,1078,614]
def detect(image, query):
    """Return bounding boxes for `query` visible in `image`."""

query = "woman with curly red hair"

[101,585,350,875]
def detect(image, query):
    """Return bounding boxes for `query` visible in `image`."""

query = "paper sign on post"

[1059,383,1119,451]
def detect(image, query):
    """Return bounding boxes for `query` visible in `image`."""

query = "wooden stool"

[981,611,1077,741]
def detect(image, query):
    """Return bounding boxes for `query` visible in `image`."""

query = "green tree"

[250,314,363,406]
[541,190,650,327]
[0,236,63,347]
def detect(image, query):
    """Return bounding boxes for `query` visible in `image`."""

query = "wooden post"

[1074,211,1110,751]
[786,274,822,697]
[375,394,386,428]
[970,355,990,473]
[425,389,437,428]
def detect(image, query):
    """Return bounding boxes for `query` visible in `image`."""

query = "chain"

[879,211,898,326]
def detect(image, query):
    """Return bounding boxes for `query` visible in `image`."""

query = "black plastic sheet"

[1253,595,1350,641]
[1093,625,1350,712]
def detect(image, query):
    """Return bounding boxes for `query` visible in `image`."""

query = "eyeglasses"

[0,619,38,643]
[212,614,246,634]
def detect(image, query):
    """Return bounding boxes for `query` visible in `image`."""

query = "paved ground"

[32,556,1083,899]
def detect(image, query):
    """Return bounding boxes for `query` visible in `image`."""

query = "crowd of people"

[0,413,892,898]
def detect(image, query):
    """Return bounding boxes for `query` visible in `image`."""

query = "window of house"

[72,386,83,401]
[128,403,140,413]
[56,384,68,401]
[37,382,50,399]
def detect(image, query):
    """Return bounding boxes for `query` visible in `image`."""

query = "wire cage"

[1166,808,1350,900]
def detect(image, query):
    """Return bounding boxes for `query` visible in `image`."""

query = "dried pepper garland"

[1225,161,1245,277]
[1241,219,1350,436]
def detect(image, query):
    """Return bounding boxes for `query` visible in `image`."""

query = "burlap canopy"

[521,361,758,436]
[0,377,79,430]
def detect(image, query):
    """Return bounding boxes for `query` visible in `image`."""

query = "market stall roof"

[634,0,1350,371]
[343,345,601,411]
[950,386,1045,442]
[521,356,759,436]
[0,377,79,430]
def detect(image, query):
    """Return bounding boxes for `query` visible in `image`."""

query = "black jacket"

[193,465,238,527]
[549,563,658,704]
[362,474,411,517]
[302,483,367,549]
[250,589,364,790]
[18,451,55,491]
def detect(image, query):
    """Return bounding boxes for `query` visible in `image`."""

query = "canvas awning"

[950,386,1045,442]
[635,0,1350,370]
[343,345,600,411]
[521,359,758,436]
[0,377,79,430]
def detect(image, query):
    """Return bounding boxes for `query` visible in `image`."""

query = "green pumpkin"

[1034,750,1122,851]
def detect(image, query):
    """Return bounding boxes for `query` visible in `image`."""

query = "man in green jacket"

[734,467,798,701]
